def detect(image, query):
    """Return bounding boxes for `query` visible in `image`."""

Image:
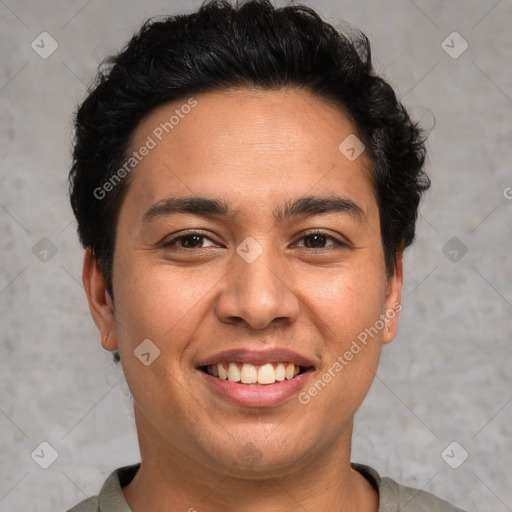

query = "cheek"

[112,258,221,349]
[110,259,213,414]
[300,262,387,339]
[299,262,387,400]
[301,273,385,415]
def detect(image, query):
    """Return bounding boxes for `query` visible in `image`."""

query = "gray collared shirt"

[66,462,466,511]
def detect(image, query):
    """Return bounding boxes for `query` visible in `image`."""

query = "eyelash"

[161,230,349,252]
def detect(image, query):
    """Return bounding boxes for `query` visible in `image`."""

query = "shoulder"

[352,463,467,512]
[65,464,140,512]
[66,496,99,512]
[378,476,467,512]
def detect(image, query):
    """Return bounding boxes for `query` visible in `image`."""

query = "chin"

[198,435,310,480]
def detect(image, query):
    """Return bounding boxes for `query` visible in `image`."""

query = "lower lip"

[198,369,313,407]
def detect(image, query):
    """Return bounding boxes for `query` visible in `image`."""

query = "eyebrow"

[142,194,367,225]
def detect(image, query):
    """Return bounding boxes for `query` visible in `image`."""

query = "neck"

[122,408,378,512]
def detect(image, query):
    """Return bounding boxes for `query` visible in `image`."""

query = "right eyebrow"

[142,196,235,224]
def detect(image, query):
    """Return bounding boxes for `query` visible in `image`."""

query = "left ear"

[382,251,403,344]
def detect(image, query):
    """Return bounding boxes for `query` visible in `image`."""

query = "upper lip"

[197,348,316,369]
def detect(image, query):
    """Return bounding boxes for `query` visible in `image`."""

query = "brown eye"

[301,234,330,249]
[176,234,205,249]
[295,232,346,250]
[162,232,218,250]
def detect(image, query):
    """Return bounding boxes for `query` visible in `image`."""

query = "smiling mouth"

[200,362,311,385]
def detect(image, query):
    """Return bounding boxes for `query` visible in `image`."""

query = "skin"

[83,87,403,512]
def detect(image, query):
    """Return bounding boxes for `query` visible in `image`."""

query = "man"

[67,1,465,510]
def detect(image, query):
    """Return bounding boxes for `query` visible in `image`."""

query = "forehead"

[122,87,377,223]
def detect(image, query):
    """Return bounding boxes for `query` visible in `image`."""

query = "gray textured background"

[1,1,511,511]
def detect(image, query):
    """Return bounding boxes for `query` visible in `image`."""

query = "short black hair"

[69,0,430,298]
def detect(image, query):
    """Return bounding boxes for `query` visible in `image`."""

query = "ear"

[382,251,403,344]
[82,248,118,351]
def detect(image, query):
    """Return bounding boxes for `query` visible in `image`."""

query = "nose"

[214,242,300,330]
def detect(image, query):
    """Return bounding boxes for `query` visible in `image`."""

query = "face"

[84,87,402,477]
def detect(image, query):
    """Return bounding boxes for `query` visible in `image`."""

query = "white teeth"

[285,363,295,380]
[208,362,302,384]
[217,363,228,380]
[275,363,286,381]
[227,362,241,382]
[257,363,276,385]
[240,363,258,384]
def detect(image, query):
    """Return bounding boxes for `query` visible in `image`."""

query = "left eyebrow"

[142,194,367,225]
[274,195,367,224]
